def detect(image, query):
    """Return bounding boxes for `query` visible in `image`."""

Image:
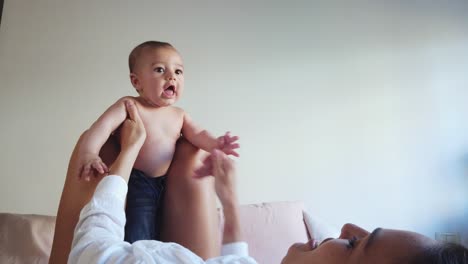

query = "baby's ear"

[129,73,140,90]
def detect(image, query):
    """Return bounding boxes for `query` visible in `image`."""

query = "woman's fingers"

[211,150,223,178]
[194,161,212,177]
[125,100,142,123]
[195,150,236,177]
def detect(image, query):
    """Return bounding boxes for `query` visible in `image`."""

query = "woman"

[281,221,468,263]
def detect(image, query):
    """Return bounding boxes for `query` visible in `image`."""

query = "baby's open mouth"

[163,85,176,97]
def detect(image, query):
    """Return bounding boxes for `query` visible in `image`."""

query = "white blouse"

[68,175,257,264]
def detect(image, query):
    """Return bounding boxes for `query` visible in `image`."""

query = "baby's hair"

[128,41,174,73]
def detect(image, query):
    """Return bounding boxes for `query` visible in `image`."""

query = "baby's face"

[131,47,184,107]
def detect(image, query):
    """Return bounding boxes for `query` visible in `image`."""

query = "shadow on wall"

[0,0,3,27]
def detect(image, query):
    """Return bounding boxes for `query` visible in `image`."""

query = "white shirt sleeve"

[221,242,249,256]
[68,175,257,264]
[205,242,255,264]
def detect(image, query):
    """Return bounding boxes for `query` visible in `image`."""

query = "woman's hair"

[410,242,468,264]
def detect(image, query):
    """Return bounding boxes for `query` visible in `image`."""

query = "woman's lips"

[319,238,334,246]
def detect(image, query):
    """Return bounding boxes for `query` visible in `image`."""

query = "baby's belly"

[133,139,177,177]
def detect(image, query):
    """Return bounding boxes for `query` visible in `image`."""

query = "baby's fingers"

[97,161,108,174]
[83,164,92,181]
[78,167,84,180]
[228,143,240,149]
[226,135,239,144]
[225,149,240,157]
[221,144,240,157]
[91,162,105,174]
[101,162,109,173]
[217,136,225,146]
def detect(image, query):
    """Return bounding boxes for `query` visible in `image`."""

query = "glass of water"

[435,232,461,244]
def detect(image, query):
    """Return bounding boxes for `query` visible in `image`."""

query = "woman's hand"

[119,100,146,152]
[195,149,241,244]
[195,149,237,205]
[108,100,146,180]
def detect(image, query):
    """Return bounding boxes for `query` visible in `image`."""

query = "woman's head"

[281,223,468,264]
[411,242,468,264]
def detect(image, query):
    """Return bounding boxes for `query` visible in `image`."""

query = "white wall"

[1,0,467,244]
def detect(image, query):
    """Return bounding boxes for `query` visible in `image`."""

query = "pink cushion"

[0,201,310,264]
[0,213,56,264]
[220,201,309,264]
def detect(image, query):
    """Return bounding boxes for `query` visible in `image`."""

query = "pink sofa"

[0,201,314,264]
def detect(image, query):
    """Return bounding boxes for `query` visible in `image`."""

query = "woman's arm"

[195,150,243,245]
[211,150,241,244]
[106,100,146,181]
[197,150,258,262]
[69,100,147,263]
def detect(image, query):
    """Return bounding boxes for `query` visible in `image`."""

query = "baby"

[77,41,239,243]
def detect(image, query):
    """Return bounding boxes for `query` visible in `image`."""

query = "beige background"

[1,0,467,244]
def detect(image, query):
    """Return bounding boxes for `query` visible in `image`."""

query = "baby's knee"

[175,137,199,155]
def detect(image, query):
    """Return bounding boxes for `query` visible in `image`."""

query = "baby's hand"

[217,132,240,157]
[78,153,109,181]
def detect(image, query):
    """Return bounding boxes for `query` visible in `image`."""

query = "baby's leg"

[49,132,119,264]
[124,169,166,243]
[160,138,221,260]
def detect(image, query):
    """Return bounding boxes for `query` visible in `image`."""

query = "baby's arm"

[182,112,240,157]
[78,98,129,180]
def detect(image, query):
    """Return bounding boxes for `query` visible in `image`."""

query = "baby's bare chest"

[139,109,184,142]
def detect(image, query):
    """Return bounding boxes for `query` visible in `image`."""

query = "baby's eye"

[175,69,183,75]
[154,67,164,73]
[346,236,358,249]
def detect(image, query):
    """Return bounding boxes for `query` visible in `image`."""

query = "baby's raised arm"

[78,97,129,180]
[182,112,240,157]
